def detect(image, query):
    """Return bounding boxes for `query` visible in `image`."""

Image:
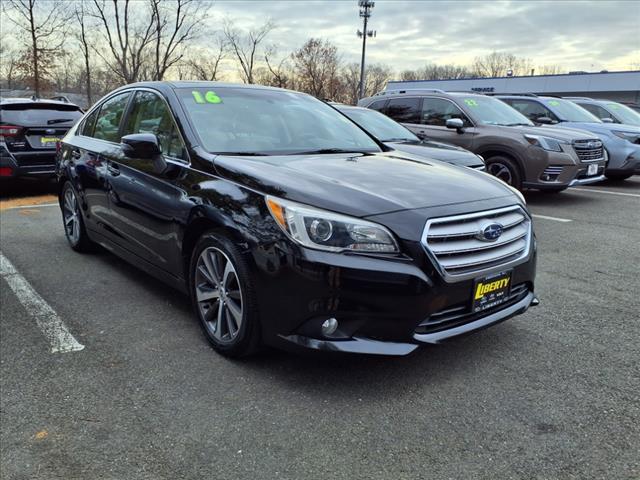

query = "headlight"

[524,134,567,152]
[266,196,399,253]
[611,131,640,143]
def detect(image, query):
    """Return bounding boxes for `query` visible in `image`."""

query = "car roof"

[0,97,80,107]
[119,80,294,94]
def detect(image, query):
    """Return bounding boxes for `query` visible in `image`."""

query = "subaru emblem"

[477,222,503,242]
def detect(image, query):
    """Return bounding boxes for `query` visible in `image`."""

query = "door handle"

[107,163,120,176]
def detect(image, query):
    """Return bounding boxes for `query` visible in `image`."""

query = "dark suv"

[358,90,606,192]
[57,81,538,357]
[0,98,83,180]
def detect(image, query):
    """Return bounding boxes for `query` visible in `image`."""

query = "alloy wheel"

[195,247,244,343]
[487,163,513,185]
[63,188,81,245]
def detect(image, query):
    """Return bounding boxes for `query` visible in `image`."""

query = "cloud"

[210,0,640,73]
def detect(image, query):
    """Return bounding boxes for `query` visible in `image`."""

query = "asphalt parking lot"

[1,178,639,480]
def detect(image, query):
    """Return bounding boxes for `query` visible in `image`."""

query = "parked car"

[0,97,83,180]
[358,90,606,191]
[57,81,538,357]
[333,104,485,169]
[564,97,640,126]
[498,95,640,180]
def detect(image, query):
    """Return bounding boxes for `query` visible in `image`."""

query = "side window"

[93,92,131,142]
[579,103,612,121]
[386,98,421,123]
[81,108,99,137]
[368,99,387,113]
[123,91,186,160]
[505,100,557,122]
[421,98,471,127]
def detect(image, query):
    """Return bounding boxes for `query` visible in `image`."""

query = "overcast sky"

[217,0,640,75]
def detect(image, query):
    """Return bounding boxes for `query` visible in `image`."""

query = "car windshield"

[543,99,601,123]
[178,87,381,155]
[338,107,418,142]
[604,102,640,126]
[460,96,534,126]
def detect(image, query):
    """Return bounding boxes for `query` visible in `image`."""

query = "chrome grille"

[422,206,532,281]
[573,139,604,162]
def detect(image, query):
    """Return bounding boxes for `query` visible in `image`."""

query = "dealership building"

[386,70,640,103]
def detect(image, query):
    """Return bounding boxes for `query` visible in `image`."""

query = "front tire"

[61,181,94,252]
[189,232,261,357]
[485,155,523,190]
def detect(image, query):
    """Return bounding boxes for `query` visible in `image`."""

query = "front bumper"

[251,237,537,356]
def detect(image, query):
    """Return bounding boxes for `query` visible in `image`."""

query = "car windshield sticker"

[192,91,222,104]
[464,99,478,107]
[548,100,560,106]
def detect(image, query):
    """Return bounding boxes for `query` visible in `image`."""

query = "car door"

[105,89,190,274]
[65,91,132,236]
[413,97,476,150]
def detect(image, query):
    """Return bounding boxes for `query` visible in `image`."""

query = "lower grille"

[421,206,532,281]
[415,283,530,334]
[573,139,604,162]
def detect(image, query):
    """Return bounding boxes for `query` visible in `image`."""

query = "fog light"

[321,318,338,336]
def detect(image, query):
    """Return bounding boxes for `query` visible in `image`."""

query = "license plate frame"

[471,270,513,313]
[587,163,598,176]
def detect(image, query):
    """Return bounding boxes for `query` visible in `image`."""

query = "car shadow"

[0,178,57,199]
[592,178,640,190]
[523,189,597,207]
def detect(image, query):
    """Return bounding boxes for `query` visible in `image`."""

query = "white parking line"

[0,251,84,353]
[532,214,573,223]
[574,188,640,198]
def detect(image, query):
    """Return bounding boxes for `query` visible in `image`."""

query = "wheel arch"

[477,146,525,179]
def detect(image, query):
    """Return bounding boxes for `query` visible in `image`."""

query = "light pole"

[357,1,376,99]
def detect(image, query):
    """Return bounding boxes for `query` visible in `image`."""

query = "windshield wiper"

[47,118,75,124]
[502,123,531,127]
[289,148,366,155]
[213,151,269,156]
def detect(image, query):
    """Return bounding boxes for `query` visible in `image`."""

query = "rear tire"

[605,173,633,181]
[61,181,95,252]
[189,231,261,358]
[485,155,523,190]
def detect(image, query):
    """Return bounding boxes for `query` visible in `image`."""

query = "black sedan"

[334,104,485,169]
[57,81,537,357]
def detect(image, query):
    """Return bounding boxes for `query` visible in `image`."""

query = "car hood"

[503,124,599,141]
[213,151,516,217]
[386,140,482,167]
[555,121,640,137]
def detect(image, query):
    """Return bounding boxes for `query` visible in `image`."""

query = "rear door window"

[92,92,132,143]
[0,104,83,127]
[386,98,421,123]
[122,91,186,160]
[421,98,472,127]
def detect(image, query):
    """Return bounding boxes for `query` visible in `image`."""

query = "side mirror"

[446,118,465,132]
[536,116,554,125]
[601,117,615,123]
[121,133,162,159]
[416,131,427,140]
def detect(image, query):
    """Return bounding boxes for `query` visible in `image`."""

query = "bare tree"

[185,37,227,81]
[536,64,565,75]
[0,33,21,89]
[4,0,69,96]
[399,69,420,81]
[259,46,293,88]
[149,0,205,81]
[472,51,532,77]
[74,3,94,104]
[223,19,274,84]
[91,0,157,83]
[292,38,341,99]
